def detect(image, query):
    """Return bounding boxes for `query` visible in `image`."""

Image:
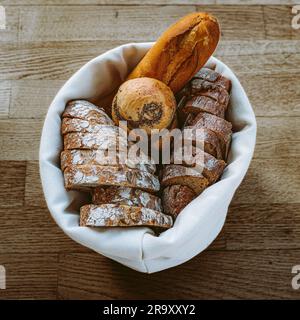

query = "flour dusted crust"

[80,204,173,228]
[161,164,209,194]
[92,186,162,211]
[63,100,113,124]
[162,185,196,218]
[182,127,223,160]
[63,129,128,150]
[61,149,156,174]
[61,118,116,135]
[64,165,160,193]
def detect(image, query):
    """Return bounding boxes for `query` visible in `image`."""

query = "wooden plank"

[18,5,196,42]
[225,204,300,250]
[1,1,296,5]
[238,74,300,117]
[0,119,43,160]
[57,250,300,299]
[255,117,300,158]
[0,6,19,43]
[0,206,88,254]
[9,80,64,118]
[0,161,26,208]
[232,158,300,204]
[1,40,299,81]
[0,81,11,118]
[0,253,58,299]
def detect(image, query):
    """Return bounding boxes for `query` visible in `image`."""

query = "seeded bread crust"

[182,127,223,160]
[64,165,160,193]
[92,186,162,211]
[63,100,113,124]
[171,147,226,184]
[162,185,196,218]
[63,129,128,150]
[80,204,173,228]
[161,164,209,194]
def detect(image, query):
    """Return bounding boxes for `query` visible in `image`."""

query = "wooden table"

[0,1,299,299]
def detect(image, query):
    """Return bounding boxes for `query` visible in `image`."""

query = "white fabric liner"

[39,42,257,273]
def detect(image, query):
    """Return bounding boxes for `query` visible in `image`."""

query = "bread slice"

[185,112,232,157]
[171,147,226,184]
[61,149,156,174]
[63,100,113,124]
[182,127,224,160]
[193,67,231,92]
[64,165,160,193]
[161,164,209,194]
[63,129,128,150]
[80,204,173,229]
[162,185,196,218]
[181,95,226,118]
[92,186,162,211]
[61,118,116,135]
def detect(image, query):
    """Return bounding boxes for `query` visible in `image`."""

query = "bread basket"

[39,43,256,273]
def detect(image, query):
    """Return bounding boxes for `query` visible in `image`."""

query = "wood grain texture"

[57,250,300,299]
[0,1,299,300]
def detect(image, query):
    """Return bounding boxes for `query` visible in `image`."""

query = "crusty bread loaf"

[171,146,226,184]
[64,165,160,193]
[127,12,220,93]
[63,129,128,150]
[185,112,232,157]
[182,127,223,160]
[61,149,156,174]
[161,164,209,194]
[92,186,162,211]
[193,67,231,92]
[162,185,196,218]
[80,204,173,228]
[63,100,113,124]
[112,78,176,134]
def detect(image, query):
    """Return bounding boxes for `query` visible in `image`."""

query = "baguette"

[64,165,160,193]
[92,186,162,211]
[127,12,220,93]
[80,204,173,228]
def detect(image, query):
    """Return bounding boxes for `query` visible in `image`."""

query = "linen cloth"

[39,43,257,273]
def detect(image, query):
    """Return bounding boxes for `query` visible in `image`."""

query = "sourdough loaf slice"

[185,112,232,157]
[63,129,128,150]
[63,100,113,125]
[61,118,116,135]
[161,164,209,194]
[171,147,226,184]
[92,186,162,211]
[80,204,173,228]
[64,165,160,193]
[193,68,232,92]
[162,185,196,218]
[181,95,226,118]
[182,127,223,160]
[61,149,156,174]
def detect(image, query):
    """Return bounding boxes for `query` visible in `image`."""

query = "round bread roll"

[112,77,176,134]
[127,12,220,93]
